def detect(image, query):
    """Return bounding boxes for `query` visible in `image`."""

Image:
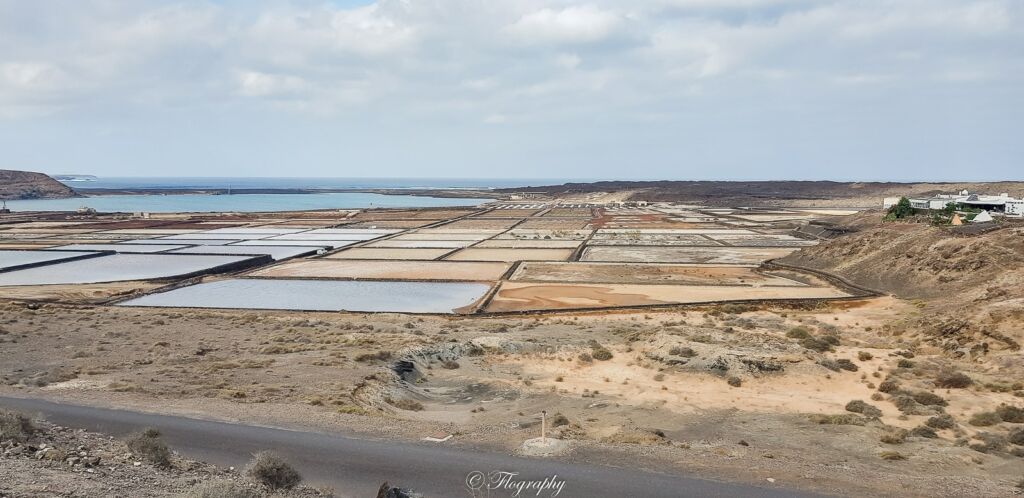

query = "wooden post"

[541,410,547,443]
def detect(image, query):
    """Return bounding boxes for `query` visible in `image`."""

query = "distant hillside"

[496,181,1024,207]
[780,213,1024,353]
[0,169,79,200]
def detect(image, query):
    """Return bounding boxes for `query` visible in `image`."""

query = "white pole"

[541,410,546,443]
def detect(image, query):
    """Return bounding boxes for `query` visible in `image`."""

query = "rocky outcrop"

[0,169,78,200]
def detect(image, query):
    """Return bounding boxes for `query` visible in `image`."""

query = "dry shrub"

[969,433,1008,454]
[910,426,938,439]
[0,410,36,443]
[800,337,833,353]
[247,451,302,490]
[786,327,812,340]
[879,451,905,461]
[808,414,865,426]
[550,413,570,427]
[995,404,1024,423]
[968,411,1002,427]
[355,351,393,362]
[388,398,424,411]
[184,481,262,498]
[845,400,882,418]
[935,370,972,389]
[880,430,907,445]
[877,379,899,393]
[1009,428,1024,446]
[911,391,947,407]
[926,414,957,430]
[588,340,613,361]
[668,346,696,358]
[126,428,171,468]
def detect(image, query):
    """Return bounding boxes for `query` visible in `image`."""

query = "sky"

[0,0,1021,181]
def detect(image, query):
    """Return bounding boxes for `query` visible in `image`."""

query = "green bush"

[886,197,915,219]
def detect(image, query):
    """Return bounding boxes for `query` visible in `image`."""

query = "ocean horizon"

[55,176,586,191]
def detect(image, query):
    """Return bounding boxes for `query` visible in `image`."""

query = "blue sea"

[5,177,579,213]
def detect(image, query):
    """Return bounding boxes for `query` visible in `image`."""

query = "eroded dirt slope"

[780,213,1024,355]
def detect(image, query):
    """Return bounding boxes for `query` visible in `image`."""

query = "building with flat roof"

[884,190,1023,217]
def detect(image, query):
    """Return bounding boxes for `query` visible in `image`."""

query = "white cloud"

[236,70,308,98]
[0,62,67,90]
[504,5,623,45]
[554,53,582,70]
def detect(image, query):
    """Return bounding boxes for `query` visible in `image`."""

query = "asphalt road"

[1,396,826,498]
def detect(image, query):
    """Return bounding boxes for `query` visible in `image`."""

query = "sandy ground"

[484,282,849,312]
[391,232,493,241]
[445,248,574,262]
[510,262,807,286]
[0,281,165,301]
[324,248,453,260]
[250,259,510,281]
[582,246,799,265]
[1,298,1021,496]
[474,239,583,249]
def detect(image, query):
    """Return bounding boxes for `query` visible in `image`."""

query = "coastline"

[72,187,500,200]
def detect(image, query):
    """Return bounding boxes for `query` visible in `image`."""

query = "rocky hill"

[780,213,1024,355]
[0,169,78,200]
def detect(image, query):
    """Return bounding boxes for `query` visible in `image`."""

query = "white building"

[1007,199,1024,216]
[885,190,1024,217]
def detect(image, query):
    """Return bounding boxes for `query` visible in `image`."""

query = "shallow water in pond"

[120,279,492,313]
[0,254,256,285]
[0,250,99,271]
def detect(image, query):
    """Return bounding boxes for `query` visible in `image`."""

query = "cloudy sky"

[0,0,1021,180]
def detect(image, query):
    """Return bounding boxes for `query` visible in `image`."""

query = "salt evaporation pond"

[231,240,356,248]
[168,245,323,260]
[0,250,101,272]
[0,254,259,285]
[46,244,187,253]
[121,279,492,313]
